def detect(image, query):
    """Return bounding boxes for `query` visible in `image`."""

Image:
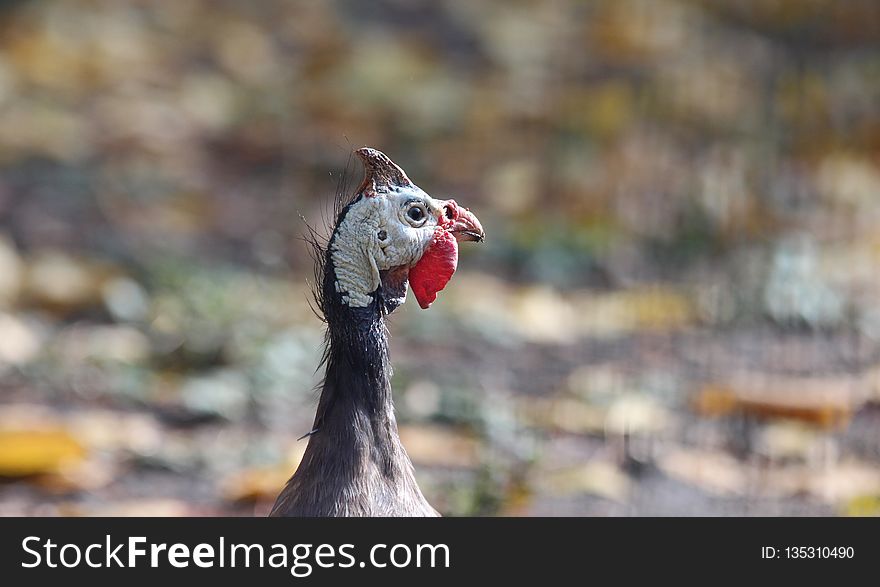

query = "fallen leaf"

[693,378,863,429]
[0,428,86,477]
[845,494,880,517]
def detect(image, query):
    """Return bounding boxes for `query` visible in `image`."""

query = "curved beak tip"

[448,206,485,243]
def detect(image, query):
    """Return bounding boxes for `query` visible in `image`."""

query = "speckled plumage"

[329,188,440,308]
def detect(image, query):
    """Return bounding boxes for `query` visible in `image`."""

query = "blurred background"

[1,0,880,516]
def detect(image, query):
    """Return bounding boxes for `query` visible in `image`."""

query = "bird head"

[328,147,484,312]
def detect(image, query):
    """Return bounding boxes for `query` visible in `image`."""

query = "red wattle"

[409,229,458,309]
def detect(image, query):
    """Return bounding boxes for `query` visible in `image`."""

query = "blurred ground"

[1,0,880,516]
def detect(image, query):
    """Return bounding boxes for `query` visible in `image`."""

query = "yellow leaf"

[845,495,880,517]
[0,428,86,477]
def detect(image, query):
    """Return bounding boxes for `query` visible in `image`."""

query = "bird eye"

[404,204,427,226]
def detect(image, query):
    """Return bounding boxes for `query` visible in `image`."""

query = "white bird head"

[328,147,484,311]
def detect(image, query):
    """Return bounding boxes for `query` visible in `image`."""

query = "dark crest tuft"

[354,147,413,197]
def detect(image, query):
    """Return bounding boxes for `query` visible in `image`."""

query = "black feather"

[271,153,437,517]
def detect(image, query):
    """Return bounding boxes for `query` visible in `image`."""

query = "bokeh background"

[1,0,880,516]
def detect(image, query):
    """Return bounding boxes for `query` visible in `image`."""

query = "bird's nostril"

[443,204,456,221]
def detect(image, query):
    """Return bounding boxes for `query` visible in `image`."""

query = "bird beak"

[442,200,485,243]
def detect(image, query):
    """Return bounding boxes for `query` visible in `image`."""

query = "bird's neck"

[314,303,399,456]
[272,301,434,516]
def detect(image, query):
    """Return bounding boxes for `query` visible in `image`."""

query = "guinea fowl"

[270,148,484,517]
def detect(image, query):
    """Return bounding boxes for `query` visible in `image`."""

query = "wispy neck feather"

[270,257,436,517]
[316,300,395,445]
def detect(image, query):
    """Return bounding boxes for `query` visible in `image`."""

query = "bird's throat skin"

[270,298,437,517]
